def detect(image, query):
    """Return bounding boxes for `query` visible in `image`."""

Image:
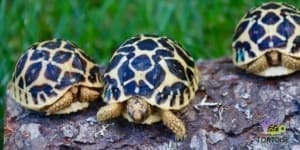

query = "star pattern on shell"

[232,2,300,76]
[103,34,199,110]
[9,39,103,114]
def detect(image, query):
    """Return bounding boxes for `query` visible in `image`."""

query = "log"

[4,58,300,150]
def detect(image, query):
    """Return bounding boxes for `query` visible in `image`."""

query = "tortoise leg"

[246,55,269,74]
[282,54,300,70]
[80,87,100,102]
[160,110,186,141]
[97,103,124,122]
[46,91,73,115]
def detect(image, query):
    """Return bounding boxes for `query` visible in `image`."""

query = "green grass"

[1,0,300,147]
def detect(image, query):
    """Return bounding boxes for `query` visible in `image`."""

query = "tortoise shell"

[102,34,199,110]
[9,39,103,111]
[232,2,300,75]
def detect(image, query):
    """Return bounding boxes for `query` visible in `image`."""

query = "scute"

[9,39,103,111]
[131,54,152,71]
[261,12,280,25]
[145,64,166,89]
[24,62,42,86]
[45,63,61,82]
[103,34,199,110]
[232,2,300,67]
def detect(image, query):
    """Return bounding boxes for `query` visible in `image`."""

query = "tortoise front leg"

[46,91,73,115]
[97,103,124,122]
[160,110,186,140]
[80,86,100,102]
[282,54,300,70]
[246,55,269,74]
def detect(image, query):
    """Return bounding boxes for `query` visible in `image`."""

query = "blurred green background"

[1,0,299,146]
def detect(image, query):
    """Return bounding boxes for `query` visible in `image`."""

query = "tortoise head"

[126,96,152,123]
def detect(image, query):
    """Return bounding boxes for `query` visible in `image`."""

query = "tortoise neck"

[266,51,281,66]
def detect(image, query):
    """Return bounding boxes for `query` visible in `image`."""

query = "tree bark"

[4,58,300,150]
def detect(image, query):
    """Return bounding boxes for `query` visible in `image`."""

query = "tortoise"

[232,2,300,77]
[96,34,199,140]
[9,39,103,115]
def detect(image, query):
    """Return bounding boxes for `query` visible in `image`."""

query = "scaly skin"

[46,86,100,115]
[160,110,186,141]
[282,54,300,70]
[46,91,73,115]
[126,97,152,123]
[247,52,300,75]
[247,55,269,74]
[80,87,100,102]
[97,103,124,121]
[98,96,187,140]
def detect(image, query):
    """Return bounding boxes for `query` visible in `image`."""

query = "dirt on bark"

[4,58,300,150]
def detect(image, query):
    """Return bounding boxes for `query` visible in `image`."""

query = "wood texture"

[4,58,300,149]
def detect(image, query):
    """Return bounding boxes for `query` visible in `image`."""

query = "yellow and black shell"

[232,2,300,76]
[9,39,103,112]
[103,34,199,110]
